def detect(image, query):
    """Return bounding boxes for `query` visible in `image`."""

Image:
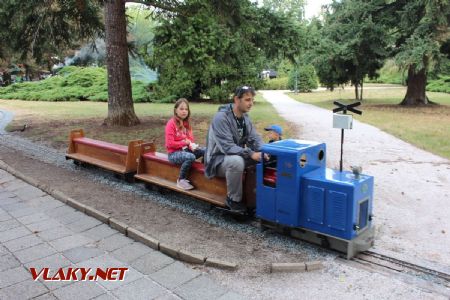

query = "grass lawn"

[0,94,295,151]
[288,84,450,159]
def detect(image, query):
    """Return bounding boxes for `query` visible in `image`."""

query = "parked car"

[260,69,278,79]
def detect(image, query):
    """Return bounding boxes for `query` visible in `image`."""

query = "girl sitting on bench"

[165,98,204,190]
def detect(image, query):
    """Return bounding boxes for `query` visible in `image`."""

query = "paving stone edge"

[0,160,239,271]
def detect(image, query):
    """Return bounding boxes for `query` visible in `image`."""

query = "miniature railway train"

[66,128,375,258]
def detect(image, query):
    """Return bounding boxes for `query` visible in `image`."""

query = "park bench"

[134,142,258,208]
[66,129,143,182]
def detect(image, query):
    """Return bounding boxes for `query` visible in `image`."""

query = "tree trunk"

[192,80,202,100]
[354,82,359,100]
[2,72,11,86]
[24,64,31,81]
[360,81,363,101]
[400,65,429,106]
[103,0,140,126]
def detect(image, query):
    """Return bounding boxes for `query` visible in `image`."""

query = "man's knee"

[224,155,245,172]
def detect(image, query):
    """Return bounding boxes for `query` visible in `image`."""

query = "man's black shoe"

[226,197,246,213]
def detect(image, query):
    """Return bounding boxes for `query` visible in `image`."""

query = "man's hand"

[251,152,270,162]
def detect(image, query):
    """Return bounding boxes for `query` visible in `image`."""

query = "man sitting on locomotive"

[204,86,265,212]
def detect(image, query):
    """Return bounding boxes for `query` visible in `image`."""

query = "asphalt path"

[0,110,14,134]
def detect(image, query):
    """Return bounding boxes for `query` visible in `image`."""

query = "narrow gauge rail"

[354,251,450,287]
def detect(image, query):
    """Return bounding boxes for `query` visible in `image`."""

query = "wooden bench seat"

[135,143,228,206]
[135,143,257,208]
[73,138,128,155]
[66,129,143,181]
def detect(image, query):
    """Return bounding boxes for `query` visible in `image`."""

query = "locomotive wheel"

[256,220,268,232]
[320,236,330,248]
[246,207,256,217]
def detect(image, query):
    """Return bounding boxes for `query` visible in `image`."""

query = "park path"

[0,170,243,300]
[0,110,13,134]
[260,90,450,269]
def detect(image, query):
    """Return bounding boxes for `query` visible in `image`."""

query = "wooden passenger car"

[66,129,143,182]
[135,142,258,209]
[65,129,276,210]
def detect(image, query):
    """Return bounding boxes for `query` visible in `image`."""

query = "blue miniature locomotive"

[256,139,375,258]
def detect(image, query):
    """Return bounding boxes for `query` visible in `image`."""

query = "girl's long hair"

[173,98,191,131]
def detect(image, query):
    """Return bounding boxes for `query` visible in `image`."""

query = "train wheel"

[256,220,268,232]
[246,207,256,217]
[320,236,330,248]
[73,160,86,167]
[145,183,159,192]
[145,183,165,194]
[123,173,135,183]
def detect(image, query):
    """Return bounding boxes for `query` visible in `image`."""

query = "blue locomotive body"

[256,139,374,257]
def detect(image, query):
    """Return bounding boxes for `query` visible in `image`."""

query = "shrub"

[0,66,152,102]
[260,77,289,90]
[427,75,450,93]
[288,64,318,92]
[365,59,405,85]
[205,85,230,103]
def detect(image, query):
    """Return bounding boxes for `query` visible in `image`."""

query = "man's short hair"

[234,86,255,98]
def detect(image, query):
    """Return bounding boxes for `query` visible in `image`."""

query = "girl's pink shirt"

[165,117,195,153]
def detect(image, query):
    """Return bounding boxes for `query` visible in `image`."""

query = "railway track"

[353,251,450,288]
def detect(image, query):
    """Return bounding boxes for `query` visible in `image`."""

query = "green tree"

[262,0,306,23]
[0,0,103,85]
[377,0,450,105]
[311,0,390,100]
[0,0,179,126]
[288,64,318,92]
[151,0,303,102]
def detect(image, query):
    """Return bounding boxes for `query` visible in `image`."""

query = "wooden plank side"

[66,153,126,173]
[134,174,227,207]
[125,139,143,173]
[68,129,84,154]
[74,143,127,167]
[143,160,228,196]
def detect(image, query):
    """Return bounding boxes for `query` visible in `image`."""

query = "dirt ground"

[1,97,449,299]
